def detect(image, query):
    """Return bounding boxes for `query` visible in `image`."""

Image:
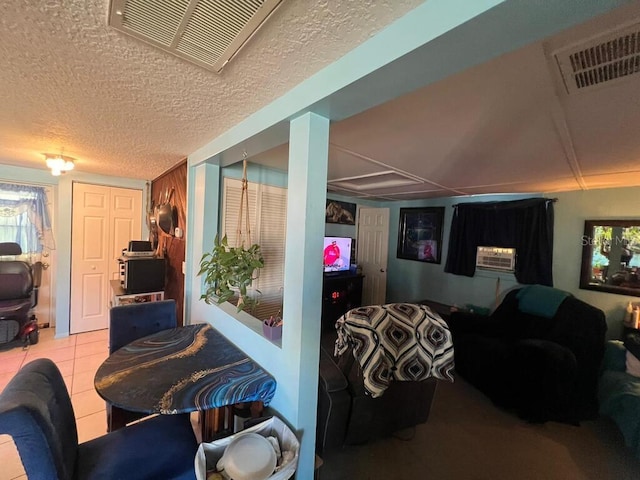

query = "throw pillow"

[516,285,571,319]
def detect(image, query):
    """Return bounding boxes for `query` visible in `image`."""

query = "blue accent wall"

[3,3,635,477]
[184,2,633,477]
[324,193,381,240]
[381,187,640,339]
[0,165,148,337]
[383,193,538,309]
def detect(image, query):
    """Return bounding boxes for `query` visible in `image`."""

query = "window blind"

[222,178,287,320]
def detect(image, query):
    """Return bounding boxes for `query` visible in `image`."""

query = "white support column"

[283,112,329,479]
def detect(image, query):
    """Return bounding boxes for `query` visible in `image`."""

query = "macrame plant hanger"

[236,153,252,248]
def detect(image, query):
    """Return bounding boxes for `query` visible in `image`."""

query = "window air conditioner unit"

[476,246,516,272]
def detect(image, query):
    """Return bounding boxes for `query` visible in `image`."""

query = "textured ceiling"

[1,0,640,201]
[0,0,421,179]
[253,1,640,200]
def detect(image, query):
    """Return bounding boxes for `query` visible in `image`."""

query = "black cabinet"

[321,274,364,333]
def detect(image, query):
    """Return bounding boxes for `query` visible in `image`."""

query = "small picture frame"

[325,200,357,225]
[397,207,445,263]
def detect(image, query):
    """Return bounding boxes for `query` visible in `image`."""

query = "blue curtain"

[0,183,55,256]
[444,198,555,286]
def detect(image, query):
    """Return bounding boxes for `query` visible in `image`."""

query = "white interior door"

[70,183,142,334]
[357,207,389,306]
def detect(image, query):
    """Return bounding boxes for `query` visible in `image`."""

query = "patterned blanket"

[335,303,455,398]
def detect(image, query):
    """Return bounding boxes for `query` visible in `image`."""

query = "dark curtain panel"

[444,198,555,285]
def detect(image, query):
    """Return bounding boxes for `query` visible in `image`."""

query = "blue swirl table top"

[94,323,276,414]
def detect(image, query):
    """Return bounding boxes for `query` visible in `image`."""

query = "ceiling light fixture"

[44,153,75,176]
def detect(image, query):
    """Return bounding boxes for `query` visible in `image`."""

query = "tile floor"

[0,327,110,479]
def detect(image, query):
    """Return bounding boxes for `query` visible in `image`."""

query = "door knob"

[380,268,385,273]
[42,262,50,270]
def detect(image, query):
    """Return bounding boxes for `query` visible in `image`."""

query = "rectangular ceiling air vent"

[328,170,423,191]
[554,23,640,94]
[109,0,284,73]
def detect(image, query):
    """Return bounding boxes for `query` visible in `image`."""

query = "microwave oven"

[120,257,165,294]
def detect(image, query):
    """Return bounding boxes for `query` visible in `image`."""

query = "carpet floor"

[318,376,640,480]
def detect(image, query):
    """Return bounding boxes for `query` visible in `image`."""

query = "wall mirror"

[580,220,640,297]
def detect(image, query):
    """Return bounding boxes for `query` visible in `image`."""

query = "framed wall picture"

[326,200,356,225]
[397,207,445,263]
[580,219,640,297]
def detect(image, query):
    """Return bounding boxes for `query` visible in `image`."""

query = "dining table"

[94,322,277,441]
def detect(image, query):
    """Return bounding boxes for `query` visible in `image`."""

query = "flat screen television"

[323,236,352,274]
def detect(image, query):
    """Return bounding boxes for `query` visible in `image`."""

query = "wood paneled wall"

[151,160,187,326]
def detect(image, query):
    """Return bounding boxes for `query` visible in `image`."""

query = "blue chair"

[0,358,197,479]
[108,299,181,431]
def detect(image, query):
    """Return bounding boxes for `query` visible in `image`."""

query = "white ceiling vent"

[109,0,284,73]
[554,23,640,94]
[328,170,423,192]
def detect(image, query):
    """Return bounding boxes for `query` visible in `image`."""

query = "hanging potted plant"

[199,156,265,312]
[198,234,264,312]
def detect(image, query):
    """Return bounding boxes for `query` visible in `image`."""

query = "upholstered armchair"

[448,285,607,423]
[0,358,197,479]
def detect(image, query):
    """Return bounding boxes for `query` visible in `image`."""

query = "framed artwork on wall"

[580,219,640,297]
[326,200,356,225]
[397,207,445,263]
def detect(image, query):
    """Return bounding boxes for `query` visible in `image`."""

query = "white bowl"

[217,432,277,480]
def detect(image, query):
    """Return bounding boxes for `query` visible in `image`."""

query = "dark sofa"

[317,303,451,453]
[317,342,438,452]
[448,285,607,423]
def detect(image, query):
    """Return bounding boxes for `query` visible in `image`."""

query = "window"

[222,177,287,320]
[0,183,55,258]
[444,198,554,286]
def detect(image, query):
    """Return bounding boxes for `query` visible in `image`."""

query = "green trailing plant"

[198,234,264,312]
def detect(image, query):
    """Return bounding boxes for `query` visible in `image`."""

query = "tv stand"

[323,271,346,278]
[321,273,363,333]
